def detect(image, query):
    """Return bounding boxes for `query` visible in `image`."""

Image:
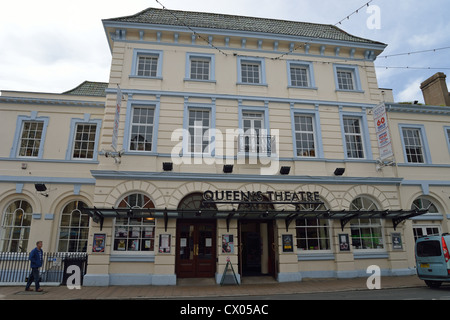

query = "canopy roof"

[81,205,428,233]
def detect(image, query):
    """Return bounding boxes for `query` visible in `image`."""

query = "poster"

[339,234,350,251]
[222,235,234,254]
[159,234,171,253]
[282,234,293,252]
[392,233,403,250]
[92,234,106,252]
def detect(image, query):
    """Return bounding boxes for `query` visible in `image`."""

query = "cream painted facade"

[1,8,449,286]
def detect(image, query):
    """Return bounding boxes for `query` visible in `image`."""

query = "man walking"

[25,241,44,292]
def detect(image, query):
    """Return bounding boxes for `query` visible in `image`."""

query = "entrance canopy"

[81,205,428,232]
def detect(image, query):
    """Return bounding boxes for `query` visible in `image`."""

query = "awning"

[81,206,429,232]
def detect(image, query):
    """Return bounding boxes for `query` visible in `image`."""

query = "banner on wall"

[111,85,122,151]
[373,102,394,161]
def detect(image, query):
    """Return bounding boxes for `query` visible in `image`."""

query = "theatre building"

[1,7,450,286]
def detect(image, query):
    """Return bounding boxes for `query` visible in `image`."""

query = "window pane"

[57,201,89,252]
[290,65,309,87]
[114,194,155,252]
[294,115,315,157]
[402,128,424,163]
[1,200,33,252]
[337,70,354,90]
[129,107,155,151]
[188,109,210,154]
[137,55,158,77]
[190,59,210,80]
[241,62,260,84]
[349,197,384,250]
[343,117,364,158]
[18,121,44,157]
[296,218,330,251]
[72,124,97,159]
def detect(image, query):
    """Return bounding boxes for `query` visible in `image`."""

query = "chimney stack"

[420,72,450,106]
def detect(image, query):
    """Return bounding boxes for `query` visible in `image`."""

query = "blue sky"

[1,0,449,103]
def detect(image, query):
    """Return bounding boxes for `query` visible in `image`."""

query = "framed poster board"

[159,234,171,253]
[222,234,234,254]
[93,233,106,252]
[339,234,350,251]
[391,233,403,250]
[282,234,293,252]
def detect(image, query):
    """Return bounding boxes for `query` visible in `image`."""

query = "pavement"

[0,275,426,300]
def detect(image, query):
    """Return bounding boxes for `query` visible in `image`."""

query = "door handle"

[194,244,199,256]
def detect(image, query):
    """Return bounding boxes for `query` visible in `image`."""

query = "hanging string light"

[378,46,450,59]
[154,0,229,57]
[334,0,374,26]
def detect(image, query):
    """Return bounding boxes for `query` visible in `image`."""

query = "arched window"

[177,193,217,218]
[114,193,155,252]
[295,199,331,251]
[1,200,33,252]
[178,193,203,210]
[58,200,90,252]
[411,196,442,241]
[411,197,440,214]
[350,196,384,250]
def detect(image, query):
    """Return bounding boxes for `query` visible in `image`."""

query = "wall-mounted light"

[223,165,233,173]
[280,166,291,175]
[35,184,48,197]
[163,162,173,171]
[334,168,345,176]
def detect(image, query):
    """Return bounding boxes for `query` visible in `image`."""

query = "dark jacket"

[29,247,43,268]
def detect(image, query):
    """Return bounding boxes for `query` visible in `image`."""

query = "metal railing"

[0,252,88,285]
[237,134,276,156]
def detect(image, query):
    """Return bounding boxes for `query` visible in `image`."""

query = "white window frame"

[66,116,102,161]
[10,114,49,159]
[128,106,156,153]
[413,225,441,242]
[399,124,431,164]
[113,193,156,254]
[187,108,211,155]
[57,200,90,252]
[237,56,266,85]
[130,49,163,79]
[1,200,33,252]
[287,61,316,88]
[185,53,215,82]
[333,64,363,92]
[293,114,317,157]
[342,116,366,159]
[182,103,216,157]
[349,196,385,252]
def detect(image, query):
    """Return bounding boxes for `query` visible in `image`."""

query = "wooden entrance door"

[176,220,216,278]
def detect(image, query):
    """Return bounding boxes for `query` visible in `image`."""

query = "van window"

[417,240,441,257]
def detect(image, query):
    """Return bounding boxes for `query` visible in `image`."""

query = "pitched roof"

[63,81,108,97]
[104,7,385,46]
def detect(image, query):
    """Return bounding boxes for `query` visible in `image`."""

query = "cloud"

[1,0,449,97]
[397,78,424,103]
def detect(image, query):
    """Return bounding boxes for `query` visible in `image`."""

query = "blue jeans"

[26,267,40,290]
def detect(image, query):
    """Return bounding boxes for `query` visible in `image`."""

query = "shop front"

[81,180,429,286]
